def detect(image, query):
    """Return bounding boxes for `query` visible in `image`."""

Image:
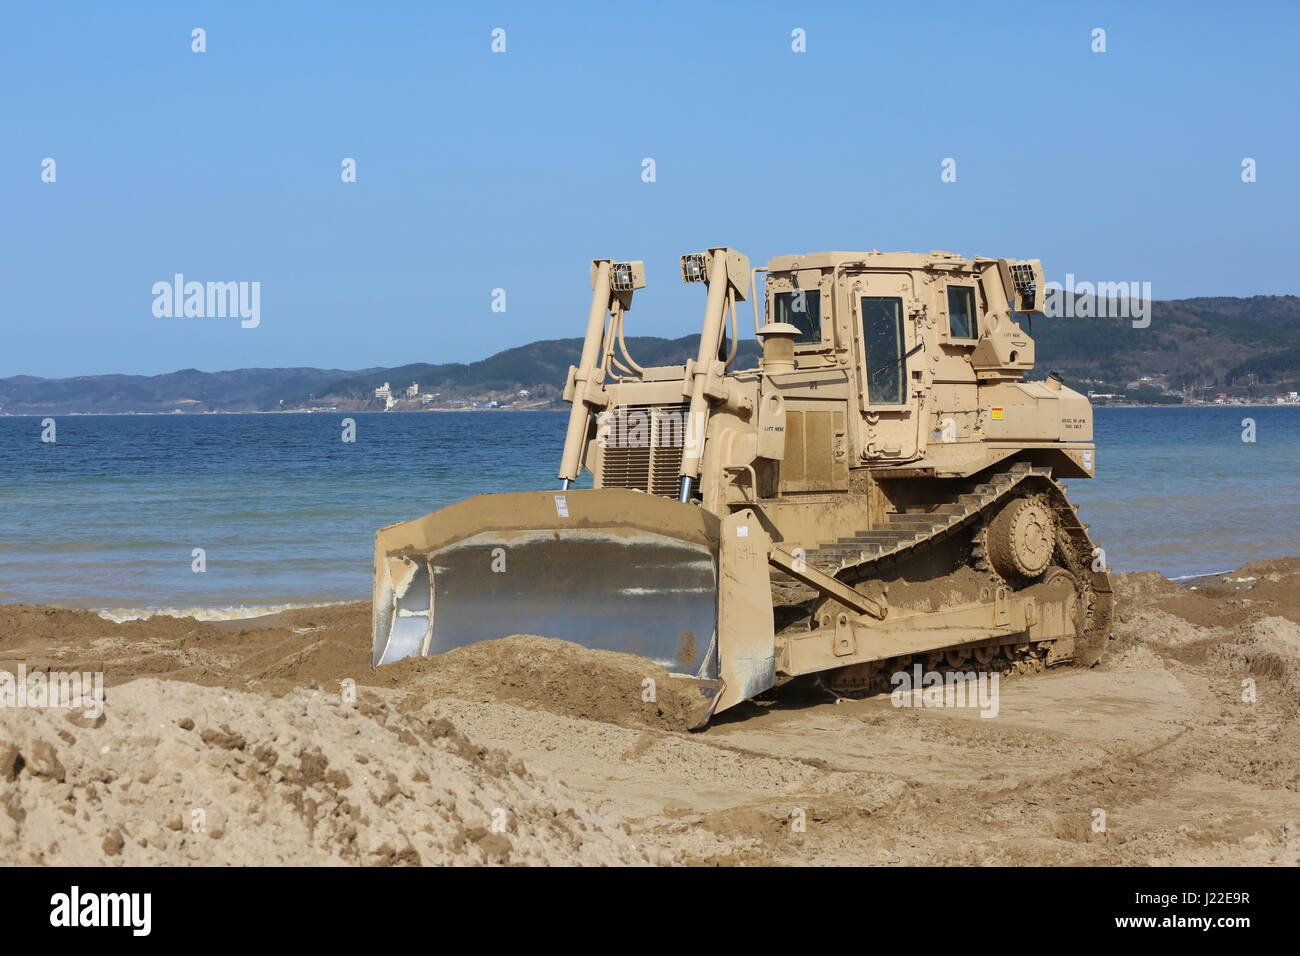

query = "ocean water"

[0,412,583,613]
[1,407,1296,613]
[1064,405,1300,579]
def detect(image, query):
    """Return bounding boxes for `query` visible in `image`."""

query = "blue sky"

[3,0,1297,378]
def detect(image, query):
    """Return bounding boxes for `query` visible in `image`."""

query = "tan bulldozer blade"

[371,489,776,726]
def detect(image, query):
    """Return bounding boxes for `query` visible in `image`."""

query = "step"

[813,544,885,559]
[812,544,889,561]
[885,514,953,530]
[815,541,910,560]
[884,513,944,525]
[840,530,922,544]
[818,536,885,549]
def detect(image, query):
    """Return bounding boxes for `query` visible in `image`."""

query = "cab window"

[772,290,821,343]
[861,296,906,405]
[947,285,978,340]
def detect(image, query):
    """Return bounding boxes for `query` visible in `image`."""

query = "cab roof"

[765,250,975,271]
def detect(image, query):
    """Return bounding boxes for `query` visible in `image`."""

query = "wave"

[93,600,356,624]
[1168,569,1237,582]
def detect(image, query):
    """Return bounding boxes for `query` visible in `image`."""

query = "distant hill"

[0,337,765,415]
[0,367,381,415]
[304,336,763,404]
[1026,295,1300,396]
[2,295,1297,414]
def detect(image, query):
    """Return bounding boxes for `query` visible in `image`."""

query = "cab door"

[845,273,922,461]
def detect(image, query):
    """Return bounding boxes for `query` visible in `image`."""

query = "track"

[772,462,1114,693]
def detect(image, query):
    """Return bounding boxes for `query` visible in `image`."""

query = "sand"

[0,680,651,866]
[3,558,1300,866]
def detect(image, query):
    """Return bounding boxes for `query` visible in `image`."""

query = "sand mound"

[1101,641,1165,672]
[370,635,708,732]
[0,679,652,866]
[0,606,704,731]
[0,603,373,694]
[1211,616,1300,690]
[1112,570,1193,607]
[1112,570,1245,630]
[1112,606,1218,649]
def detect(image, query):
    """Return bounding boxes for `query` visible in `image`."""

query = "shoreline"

[0,406,563,418]
[4,402,1298,417]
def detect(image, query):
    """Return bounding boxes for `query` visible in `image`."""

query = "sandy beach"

[1,557,1297,865]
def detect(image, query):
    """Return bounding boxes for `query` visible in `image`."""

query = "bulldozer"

[371,247,1112,726]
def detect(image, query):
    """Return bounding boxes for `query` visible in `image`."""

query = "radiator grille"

[598,403,687,498]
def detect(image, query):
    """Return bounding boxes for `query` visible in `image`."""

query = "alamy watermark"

[1,664,104,719]
[152,274,260,328]
[890,664,1000,718]
[50,886,150,936]
[1044,274,1152,328]
[596,407,705,456]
